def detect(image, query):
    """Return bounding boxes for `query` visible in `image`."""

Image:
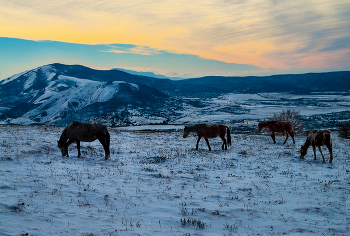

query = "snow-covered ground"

[172,93,350,126]
[0,125,348,235]
[2,92,350,127]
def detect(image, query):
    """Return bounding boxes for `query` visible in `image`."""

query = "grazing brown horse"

[183,124,231,151]
[300,130,333,163]
[58,121,111,160]
[257,121,295,144]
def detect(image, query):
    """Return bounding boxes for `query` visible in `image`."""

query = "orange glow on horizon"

[1,0,349,71]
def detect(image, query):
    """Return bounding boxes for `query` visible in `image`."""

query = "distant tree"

[338,124,350,139]
[270,109,304,134]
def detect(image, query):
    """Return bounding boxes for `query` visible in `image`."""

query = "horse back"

[67,121,109,142]
[269,121,293,133]
[194,124,226,138]
[309,130,331,147]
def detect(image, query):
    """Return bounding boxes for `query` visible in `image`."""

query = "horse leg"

[318,146,325,162]
[65,139,75,157]
[271,132,276,143]
[220,134,227,150]
[104,133,111,160]
[326,143,333,163]
[290,131,295,144]
[204,138,211,151]
[196,136,201,150]
[283,132,289,145]
[76,140,81,157]
[312,145,317,160]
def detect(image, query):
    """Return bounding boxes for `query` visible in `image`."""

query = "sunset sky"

[1,0,350,80]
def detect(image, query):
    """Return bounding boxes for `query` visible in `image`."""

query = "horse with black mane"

[183,124,231,151]
[300,130,333,163]
[58,121,111,160]
[257,121,295,144]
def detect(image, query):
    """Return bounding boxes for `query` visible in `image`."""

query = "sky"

[0,0,350,80]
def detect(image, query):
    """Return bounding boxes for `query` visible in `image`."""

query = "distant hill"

[112,68,183,80]
[170,72,350,96]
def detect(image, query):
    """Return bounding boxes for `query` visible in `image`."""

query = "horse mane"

[259,120,277,127]
[58,125,69,143]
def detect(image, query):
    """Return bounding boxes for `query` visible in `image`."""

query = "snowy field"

[0,125,348,235]
[175,93,350,125]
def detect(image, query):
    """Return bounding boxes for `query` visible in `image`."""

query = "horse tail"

[226,126,232,146]
[104,128,111,160]
[106,129,111,146]
[324,130,332,146]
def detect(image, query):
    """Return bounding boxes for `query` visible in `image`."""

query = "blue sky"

[0,37,262,80]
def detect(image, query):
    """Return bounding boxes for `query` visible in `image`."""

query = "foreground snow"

[0,125,348,235]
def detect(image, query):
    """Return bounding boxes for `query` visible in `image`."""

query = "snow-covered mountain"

[0,64,167,125]
[1,63,350,127]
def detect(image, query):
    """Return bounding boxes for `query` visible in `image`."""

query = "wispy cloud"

[103,45,162,56]
[0,0,349,73]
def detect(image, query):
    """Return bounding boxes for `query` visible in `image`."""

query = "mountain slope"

[0,64,168,125]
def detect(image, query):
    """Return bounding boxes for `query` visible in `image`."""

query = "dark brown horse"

[58,121,111,160]
[300,130,333,163]
[183,124,231,151]
[257,121,295,144]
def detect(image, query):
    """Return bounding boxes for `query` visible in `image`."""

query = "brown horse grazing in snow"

[257,121,295,144]
[300,130,333,163]
[183,124,231,151]
[58,121,111,160]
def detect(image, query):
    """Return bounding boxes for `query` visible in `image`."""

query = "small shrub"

[338,124,350,139]
[224,222,238,232]
[270,109,304,133]
[180,218,206,229]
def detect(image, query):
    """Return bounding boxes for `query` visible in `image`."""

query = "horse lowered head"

[57,140,69,157]
[183,126,191,138]
[257,121,271,133]
[300,144,308,158]
[257,122,263,133]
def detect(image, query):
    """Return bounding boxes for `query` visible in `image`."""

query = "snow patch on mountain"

[19,75,142,123]
[1,71,27,85]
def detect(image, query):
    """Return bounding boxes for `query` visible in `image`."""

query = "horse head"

[300,144,307,158]
[57,140,69,157]
[183,126,190,138]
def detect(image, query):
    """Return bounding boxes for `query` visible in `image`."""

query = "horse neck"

[260,121,269,129]
[187,125,197,132]
[59,127,68,143]
[302,138,311,149]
